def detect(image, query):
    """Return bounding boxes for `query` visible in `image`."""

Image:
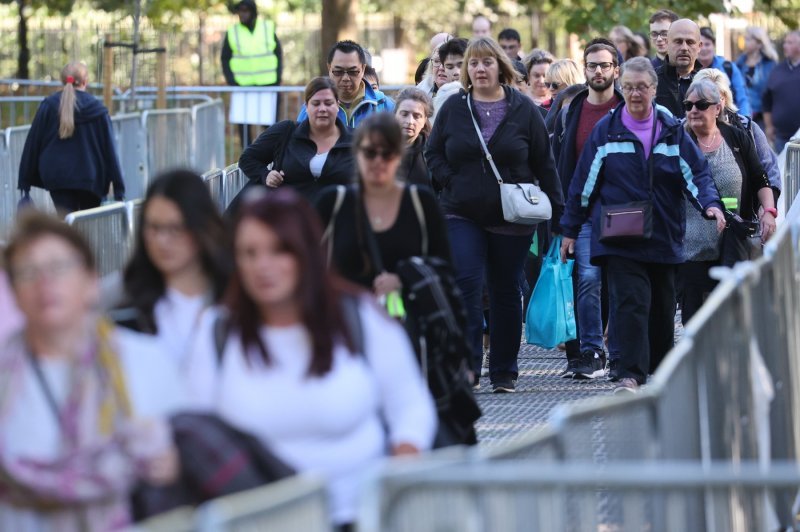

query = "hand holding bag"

[525,236,577,348]
[598,110,658,244]
[467,94,552,225]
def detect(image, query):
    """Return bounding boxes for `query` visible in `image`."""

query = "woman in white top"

[114,170,231,368]
[0,213,184,531]
[185,188,436,529]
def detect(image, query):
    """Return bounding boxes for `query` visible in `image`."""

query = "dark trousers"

[679,261,717,325]
[50,189,101,214]
[447,217,531,382]
[606,256,676,384]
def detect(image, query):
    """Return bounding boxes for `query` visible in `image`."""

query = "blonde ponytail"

[58,62,88,140]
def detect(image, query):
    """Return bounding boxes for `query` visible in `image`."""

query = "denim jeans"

[575,222,604,354]
[447,217,532,382]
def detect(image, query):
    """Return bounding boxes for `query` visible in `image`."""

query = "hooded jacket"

[425,85,564,229]
[238,117,354,204]
[559,102,723,265]
[296,82,395,129]
[18,90,125,200]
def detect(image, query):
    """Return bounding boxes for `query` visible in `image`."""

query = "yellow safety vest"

[227,19,279,86]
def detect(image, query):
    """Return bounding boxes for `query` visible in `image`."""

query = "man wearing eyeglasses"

[649,9,678,69]
[298,40,394,129]
[655,18,703,119]
[551,38,623,381]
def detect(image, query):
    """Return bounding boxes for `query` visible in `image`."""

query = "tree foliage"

[752,0,799,29]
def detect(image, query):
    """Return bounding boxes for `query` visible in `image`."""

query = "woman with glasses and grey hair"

[679,77,776,324]
[559,57,726,394]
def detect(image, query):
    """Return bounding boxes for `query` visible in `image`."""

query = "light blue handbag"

[525,235,577,348]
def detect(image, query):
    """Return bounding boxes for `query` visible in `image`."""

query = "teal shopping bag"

[525,235,577,348]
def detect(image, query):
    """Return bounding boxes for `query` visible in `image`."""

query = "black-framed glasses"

[545,82,563,90]
[586,62,614,72]
[359,147,396,160]
[331,68,361,78]
[650,31,669,40]
[682,99,716,112]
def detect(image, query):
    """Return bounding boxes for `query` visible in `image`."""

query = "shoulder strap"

[322,185,347,267]
[340,294,364,356]
[466,93,504,185]
[409,185,428,257]
[213,312,231,366]
[723,60,734,82]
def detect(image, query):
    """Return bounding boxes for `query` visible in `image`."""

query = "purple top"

[621,106,662,158]
[474,99,508,142]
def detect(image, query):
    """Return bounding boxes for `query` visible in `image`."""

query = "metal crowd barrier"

[202,168,224,211]
[65,202,132,277]
[784,142,800,209]
[112,113,148,201]
[142,108,193,184]
[191,100,226,173]
[360,461,800,532]
[128,475,330,532]
[221,163,248,210]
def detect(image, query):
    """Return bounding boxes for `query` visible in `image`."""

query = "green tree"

[1,0,75,78]
[753,0,799,29]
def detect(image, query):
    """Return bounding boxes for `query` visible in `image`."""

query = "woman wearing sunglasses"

[317,113,451,294]
[680,78,776,324]
[545,59,585,102]
[560,57,726,394]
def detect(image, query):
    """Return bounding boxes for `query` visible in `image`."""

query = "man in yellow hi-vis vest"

[222,0,283,147]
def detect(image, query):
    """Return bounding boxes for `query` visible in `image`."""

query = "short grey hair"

[619,57,658,87]
[685,78,721,104]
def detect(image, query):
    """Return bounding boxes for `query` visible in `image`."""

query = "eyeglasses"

[622,84,653,94]
[545,82,563,90]
[650,31,669,40]
[359,147,396,160]
[11,257,83,284]
[586,62,615,72]
[331,68,361,78]
[682,99,716,112]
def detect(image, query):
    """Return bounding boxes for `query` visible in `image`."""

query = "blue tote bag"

[525,235,577,348]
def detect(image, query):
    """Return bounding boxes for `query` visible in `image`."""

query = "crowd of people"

[4,6,800,530]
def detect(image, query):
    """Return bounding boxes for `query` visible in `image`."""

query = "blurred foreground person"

[0,213,183,531]
[185,188,436,529]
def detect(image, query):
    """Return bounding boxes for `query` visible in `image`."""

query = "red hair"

[227,187,358,376]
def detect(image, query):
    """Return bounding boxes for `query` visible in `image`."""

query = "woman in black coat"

[238,77,354,204]
[425,38,564,393]
[18,62,125,213]
[394,87,433,188]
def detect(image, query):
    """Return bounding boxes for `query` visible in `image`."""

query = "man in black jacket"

[655,19,702,119]
[552,39,622,381]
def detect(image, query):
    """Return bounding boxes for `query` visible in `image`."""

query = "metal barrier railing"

[202,168,224,211]
[222,163,248,210]
[191,100,226,174]
[112,113,148,201]
[65,202,131,277]
[142,109,193,182]
[784,143,800,209]
[360,461,800,532]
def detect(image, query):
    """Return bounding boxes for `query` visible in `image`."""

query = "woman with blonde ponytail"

[18,61,125,214]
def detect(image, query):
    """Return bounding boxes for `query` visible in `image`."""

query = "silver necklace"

[698,131,718,149]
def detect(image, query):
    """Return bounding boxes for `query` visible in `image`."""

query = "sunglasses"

[545,82,563,90]
[682,99,716,112]
[359,147,396,160]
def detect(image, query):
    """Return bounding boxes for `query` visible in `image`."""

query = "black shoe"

[608,359,620,382]
[561,358,581,378]
[492,379,516,393]
[573,350,605,380]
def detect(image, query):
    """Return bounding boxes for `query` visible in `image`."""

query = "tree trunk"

[319,0,358,75]
[392,14,404,49]
[17,0,30,79]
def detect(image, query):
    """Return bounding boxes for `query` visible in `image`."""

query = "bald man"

[472,16,491,38]
[429,32,452,52]
[655,19,703,118]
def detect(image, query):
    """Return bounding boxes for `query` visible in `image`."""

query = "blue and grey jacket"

[559,102,723,265]
[297,82,395,129]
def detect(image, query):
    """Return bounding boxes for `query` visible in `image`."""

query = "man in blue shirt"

[763,31,800,154]
[698,27,751,117]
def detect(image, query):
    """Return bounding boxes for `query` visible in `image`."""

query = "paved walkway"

[476,316,685,449]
